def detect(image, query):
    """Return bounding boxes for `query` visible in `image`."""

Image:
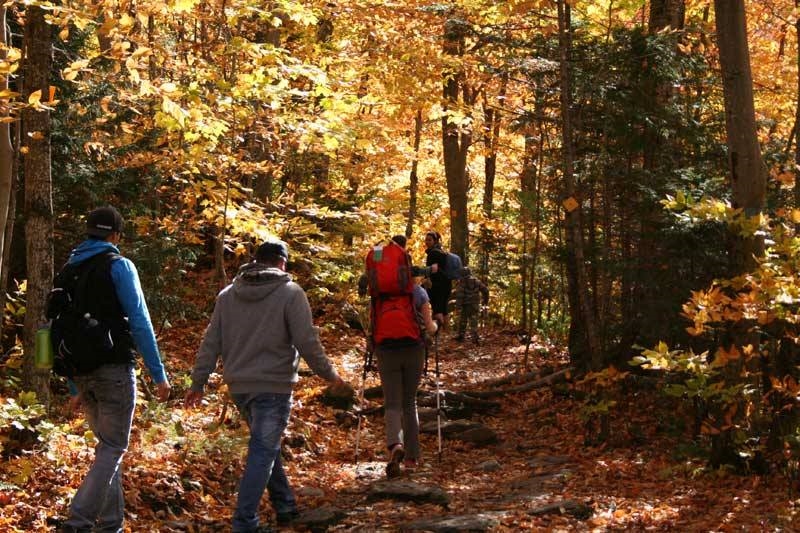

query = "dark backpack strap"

[71,252,121,311]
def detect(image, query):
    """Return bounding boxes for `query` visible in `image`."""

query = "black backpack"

[46,252,121,378]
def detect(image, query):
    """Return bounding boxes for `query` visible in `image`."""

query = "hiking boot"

[56,525,91,533]
[403,458,418,471]
[48,517,91,533]
[276,509,299,526]
[386,443,405,479]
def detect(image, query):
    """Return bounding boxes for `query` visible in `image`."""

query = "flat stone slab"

[456,426,498,445]
[421,419,482,435]
[419,420,498,445]
[528,455,571,470]
[367,480,450,507]
[528,499,593,520]
[401,512,506,532]
[499,472,567,504]
[294,505,347,529]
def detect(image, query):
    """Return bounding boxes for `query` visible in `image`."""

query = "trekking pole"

[354,298,373,465]
[354,345,370,465]
[434,325,443,463]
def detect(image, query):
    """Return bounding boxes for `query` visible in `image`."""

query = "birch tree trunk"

[0,7,14,287]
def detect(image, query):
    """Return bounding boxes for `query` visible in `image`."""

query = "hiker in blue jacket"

[59,206,171,533]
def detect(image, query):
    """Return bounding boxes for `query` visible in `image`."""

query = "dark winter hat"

[86,206,124,238]
[256,239,289,262]
[459,267,471,278]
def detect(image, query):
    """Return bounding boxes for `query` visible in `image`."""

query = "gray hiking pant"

[376,343,425,460]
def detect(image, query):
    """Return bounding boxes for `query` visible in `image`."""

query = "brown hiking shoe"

[386,443,405,479]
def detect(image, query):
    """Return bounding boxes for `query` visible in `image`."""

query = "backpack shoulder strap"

[71,252,122,310]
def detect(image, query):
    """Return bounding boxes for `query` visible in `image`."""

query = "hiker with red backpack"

[365,235,438,477]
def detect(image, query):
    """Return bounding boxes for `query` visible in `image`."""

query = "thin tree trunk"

[21,5,53,403]
[521,225,529,332]
[558,0,600,370]
[519,130,537,332]
[406,109,423,238]
[795,0,800,215]
[0,7,14,286]
[532,128,545,330]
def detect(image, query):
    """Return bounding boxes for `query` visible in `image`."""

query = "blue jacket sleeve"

[110,257,167,384]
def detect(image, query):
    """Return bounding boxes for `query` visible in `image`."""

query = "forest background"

[2,0,800,528]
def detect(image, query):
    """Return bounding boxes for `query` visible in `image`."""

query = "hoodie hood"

[68,239,120,265]
[232,261,292,302]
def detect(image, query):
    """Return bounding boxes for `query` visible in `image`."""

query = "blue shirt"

[66,239,167,385]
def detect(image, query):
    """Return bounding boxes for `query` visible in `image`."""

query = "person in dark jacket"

[423,231,452,331]
[186,239,352,532]
[59,206,171,533]
[453,267,489,344]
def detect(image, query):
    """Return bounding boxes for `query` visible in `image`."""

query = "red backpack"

[365,241,421,343]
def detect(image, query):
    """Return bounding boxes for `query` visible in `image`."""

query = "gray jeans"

[67,364,136,533]
[376,344,425,460]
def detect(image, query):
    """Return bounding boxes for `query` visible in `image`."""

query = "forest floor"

[3,274,800,532]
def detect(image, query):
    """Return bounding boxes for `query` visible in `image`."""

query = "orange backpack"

[365,241,421,343]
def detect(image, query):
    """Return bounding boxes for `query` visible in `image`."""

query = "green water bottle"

[35,325,53,370]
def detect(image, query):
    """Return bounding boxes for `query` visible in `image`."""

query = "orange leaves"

[682,272,787,337]
[710,345,742,369]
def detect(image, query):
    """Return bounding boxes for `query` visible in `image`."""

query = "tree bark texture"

[649,0,685,30]
[712,0,767,469]
[406,109,423,238]
[21,5,53,402]
[558,0,600,370]
[0,7,14,287]
[442,18,471,262]
[795,0,800,215]
[714,0,766,273]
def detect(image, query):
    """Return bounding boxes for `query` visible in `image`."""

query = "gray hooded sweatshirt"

[190,262,339,394]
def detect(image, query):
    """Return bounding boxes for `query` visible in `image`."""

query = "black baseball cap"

[256,239,289,262]
[86,206,124,238]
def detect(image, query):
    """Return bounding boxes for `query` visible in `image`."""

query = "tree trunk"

[711,0,767,469]
[795,0,800,215]
[21,5,53,403]
[650,0,685,30]
[0,7,14,287]
[519,127,537,333]
[406,109,423,238]
[714,0,766,272]
[442,18,472,262]
[558,0,600,370]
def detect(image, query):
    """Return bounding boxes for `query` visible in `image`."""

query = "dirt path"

[7,322,796,531]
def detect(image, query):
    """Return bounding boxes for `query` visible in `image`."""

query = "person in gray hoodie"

[185,239,352,533]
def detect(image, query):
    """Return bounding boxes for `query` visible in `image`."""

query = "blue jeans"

[66,364,136,533]
[231,392,296,533]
